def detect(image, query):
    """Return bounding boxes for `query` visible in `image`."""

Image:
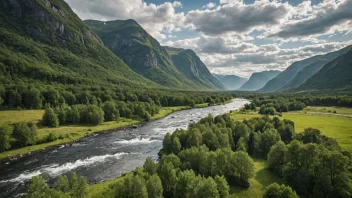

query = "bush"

[80,105,104,125]
[12,122,37,147]
[263,183,298,198]
[0,124,12,152]
[42,107,59,127]
[46,133,58,142]
[58,134,65,139]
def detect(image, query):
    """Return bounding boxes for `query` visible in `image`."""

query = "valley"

[0,0,351,198]
[0,99,249,197]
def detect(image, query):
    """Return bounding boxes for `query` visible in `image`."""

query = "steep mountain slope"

[294,48,352,91]
[85,20,222,90]
[279,60,328,91]
[239,70,280,91]
[212,73,247,90]
[260,46,351,92]
[0,0,157,88]
[164,47,224,89]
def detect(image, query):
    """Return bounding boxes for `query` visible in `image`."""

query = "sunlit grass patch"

[231,158,282,198]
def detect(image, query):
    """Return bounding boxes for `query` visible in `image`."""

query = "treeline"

[247,94,352,113]
[24,172,89,198]
[0,84,233,110]
[0,100,161,153]
[0,120,70,153]
[42,100,160,127]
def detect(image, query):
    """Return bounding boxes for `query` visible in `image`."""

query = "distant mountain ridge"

[164,47,224,89]
[212,74,247,90]
[239,70,280,91]
[260,45,352,92]
[294,47,352,91]
[85,19,224,90]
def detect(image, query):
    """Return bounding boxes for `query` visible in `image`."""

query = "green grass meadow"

[231,159,283,198]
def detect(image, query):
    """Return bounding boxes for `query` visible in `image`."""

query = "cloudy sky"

[66,0,352,78]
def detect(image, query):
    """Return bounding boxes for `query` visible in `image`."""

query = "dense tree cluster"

[245,94,352,114]
[116,154,236,198]
[116,114,300,197]
[0,84,233,110]
[133,112,350,198]
[0,122,38,152]
[24,172,89,198]
[41,100,160,127]
[268,131,352,197]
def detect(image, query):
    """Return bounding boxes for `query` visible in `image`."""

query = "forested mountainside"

[86,20,223,90]
[295,48,352,91]
[0,0,158,90]
[260,45,351,92]
[238,70,280,91]
[212,73,247,90]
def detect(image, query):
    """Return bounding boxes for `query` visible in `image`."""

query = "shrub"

[42,107,59,127]
[46,133,58,142]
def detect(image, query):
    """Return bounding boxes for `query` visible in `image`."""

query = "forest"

[0,84,233,154]
[23,110,352,198]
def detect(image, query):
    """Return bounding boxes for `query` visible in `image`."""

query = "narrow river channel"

[0,99,249,197]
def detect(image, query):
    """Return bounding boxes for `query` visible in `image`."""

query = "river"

[0,99,249,197]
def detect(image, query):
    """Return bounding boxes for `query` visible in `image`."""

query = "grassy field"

[0,106,190,160]
[231,108,352,153]
[0,109,44,124]
[302,106,352,115]
[231,159,282,198]
[282,113,352,152]
[89,177,124,198]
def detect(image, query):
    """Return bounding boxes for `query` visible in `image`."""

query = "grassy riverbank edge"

[0,101,229,162]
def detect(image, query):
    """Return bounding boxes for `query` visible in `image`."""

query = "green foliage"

[25,172,89,198]
[232,151,255,181]
[263,183,299,198]
[79,105,104,125]
[172,137,182,154]
[42,107,59,127]
[159,162,177,197]
[12,122,37,147]
[143,157,157,175]
[214,175,230,198]
[0,124,12,152]
[266,133,352,197]
[146,174,163,198]
[259,105,277,115]
[46,132,58,142]
[195,177,219,198]
[24,88,42,109]
[103,101,119,121]
[249,94,352,111]
[116,174,148,198]
[267,141,287,176]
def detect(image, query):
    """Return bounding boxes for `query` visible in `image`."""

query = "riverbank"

[0,102,217,162]
[0,106,191,162]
